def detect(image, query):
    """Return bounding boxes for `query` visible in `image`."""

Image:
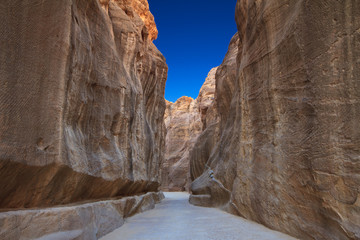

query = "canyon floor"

[101,192,296,240]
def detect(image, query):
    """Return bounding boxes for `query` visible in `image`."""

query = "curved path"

[101,192,296,240]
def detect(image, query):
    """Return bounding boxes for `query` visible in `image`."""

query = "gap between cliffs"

[160,1,360,239]
[160,34,239,194]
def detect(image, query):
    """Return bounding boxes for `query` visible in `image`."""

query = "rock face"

[0,0,167,210]
[104,0,158,41]
[161,97,201,191]
[161,69,217,191]
[190,1,360,239]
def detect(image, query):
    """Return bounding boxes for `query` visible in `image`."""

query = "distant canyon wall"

[190,1,360,239]
[0,0,167,210]
[161,68,217,191]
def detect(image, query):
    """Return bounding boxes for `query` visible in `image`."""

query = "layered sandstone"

[190,1,360,239]
[0,0,167,210]
[161,69,217,191]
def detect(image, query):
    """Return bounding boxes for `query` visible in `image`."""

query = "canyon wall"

[161,68,216,191]
[0,0,166,238]
[190,1,360,239]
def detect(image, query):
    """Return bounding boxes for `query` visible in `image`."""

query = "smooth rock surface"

[190,1,360,239]
[0,0,167,209]
[0,192,164,240]
[101,192,296,240]
[161,69,217,191]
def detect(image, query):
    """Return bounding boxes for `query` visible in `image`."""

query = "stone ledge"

[0,192,164,240]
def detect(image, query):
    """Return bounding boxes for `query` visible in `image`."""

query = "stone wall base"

[0,192,164,240]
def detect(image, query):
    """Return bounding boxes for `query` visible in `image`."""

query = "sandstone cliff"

[190,1,360,239]
[161,68,217,191]
[0,0,166,210]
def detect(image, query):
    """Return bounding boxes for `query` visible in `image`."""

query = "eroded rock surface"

[190,1,360,239]
[0,0,167,209]
[161,69,217,191]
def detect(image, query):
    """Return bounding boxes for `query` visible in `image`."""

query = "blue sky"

[148,0,238,102]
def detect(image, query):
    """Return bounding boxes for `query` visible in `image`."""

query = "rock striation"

[190,1,360,239]
[161,68,217,191]
[0,0,166,211]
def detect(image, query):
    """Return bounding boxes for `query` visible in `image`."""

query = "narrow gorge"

[163,1,360,239]
[1,0,359,240]
[161,67,217,192]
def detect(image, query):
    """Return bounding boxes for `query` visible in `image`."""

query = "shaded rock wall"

[0,0,167,209]
[161,68,217,191]
[190,1,360,239]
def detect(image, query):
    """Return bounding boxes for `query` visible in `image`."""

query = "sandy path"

[100,192,297,240]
